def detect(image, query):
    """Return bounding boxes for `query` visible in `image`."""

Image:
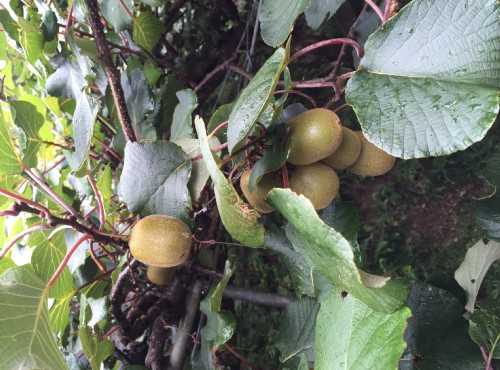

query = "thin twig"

[194,57,236,93]
[274,89,317,108]
[224,343,261,370]
[288,38,364,65]
[364,0,385,23]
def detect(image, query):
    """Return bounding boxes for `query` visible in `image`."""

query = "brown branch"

[84,0,137,142]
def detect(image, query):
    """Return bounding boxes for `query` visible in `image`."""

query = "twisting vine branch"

[83,0,137,142]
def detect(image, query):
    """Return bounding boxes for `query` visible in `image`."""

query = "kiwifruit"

[289,163,339,210]
[323,127,362,169]
[347,131,396,176]
[129,215,192,268]
[286,108,343,166]
[240,170,283,213]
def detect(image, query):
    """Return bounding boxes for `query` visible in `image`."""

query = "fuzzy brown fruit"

[347,131,396,176]
[323,127,362,170]
[289,163,339,210]
[240,170,283,213]
[286,108,343,166]
[129,215,192,284]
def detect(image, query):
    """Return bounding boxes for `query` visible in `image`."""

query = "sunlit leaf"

[10,101,44,168]
[133,11,166,52]
[73,92,98,173]
[170,89,197,141]
[0,265,67,369]
[0,102,22,175]
[346,0,500,159]
[315,290,410,370]
[18,18,44,64]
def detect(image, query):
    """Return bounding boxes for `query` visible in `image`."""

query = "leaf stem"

[274,89,317,108]
[87,172,106,231]
[23,166,78,217]
[287,38,364,65]
[364,0,385,23]
[0,224,54,259]
[48,233,93,286]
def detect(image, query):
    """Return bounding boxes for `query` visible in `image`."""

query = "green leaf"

[41,8,58,41]
[476,145,500,242]
[400,282,485,370]
[277,298,318,362]
[122,69,153,123]
[304,0,345,30]
[18,18,44,64]
[259,0,310,47]
[47,55,87,99]
[315,290,410,370]
[227,48,286,153]
[10,100,44,168]
[195,117,265,248]
[175,136,221,201]
[345,0,500,159]
[469,301,500,359]
[454,239,500,313]
[207,103,233,143]
[267,188,410,313]
[0,102,22,175]
[133,11,166,52]
[73,92,98,172]
[0,265,67,369]
[80,326,115,370]
[50,290,76,334]
[30,230,74,299]
[100,0,133,32]
[0,9,20,43]
[265,229,332,298]
[118,141,192,222]
[247,124,290,192]
[171,89,197,141]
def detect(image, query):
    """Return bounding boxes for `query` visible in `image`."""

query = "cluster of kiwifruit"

[240,108,396,213]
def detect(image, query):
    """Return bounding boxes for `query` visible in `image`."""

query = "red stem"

[89,241,106,272]
[334,103,349,113]
[0,187,51,218]
[274,89,317,108]
[281,165,289,188]
[87,173,106,231]
[287,38,364,65]
[0,224,53,258]
[118,0,136,21]
[364,0,385,23]
[49,233,93,286]
[191,142,228,161]
[65,1,74,32]
[93,136,123,162]
[207,120,228,139]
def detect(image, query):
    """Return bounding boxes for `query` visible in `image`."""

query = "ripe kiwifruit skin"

[147,266,176,285]
[286,108,343,166]
[323,127,362,170]
[240,170,283,213]
[289,163,339,210]
[347,131,396,176]
[129,215,192,267]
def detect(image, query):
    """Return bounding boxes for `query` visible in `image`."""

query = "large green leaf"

[346,0,500,159]
[400,283,485,370]
[0,265,67,369]
[315,290,410,370]
[73,92,98,173]
[277,298,319,362]
[46,55,87,99]
[454,239,500,313]
[259,0,310,47]
[0,102,22,175]
[195,117,265,248]
[79,326,115,369]
[304,0,345,30]
[267,188,410,313]
[121,69,153,124]
[133,11,166,52]
[10,101,44,168]
[100,0,133,32]
[227,48,286,153]
[118,141,192,222]
[18,18,44,64]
